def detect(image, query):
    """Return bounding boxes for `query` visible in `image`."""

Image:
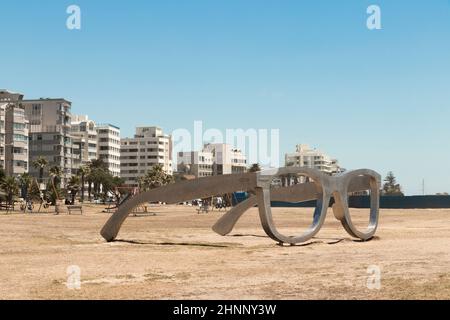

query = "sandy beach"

[0,204,449,300]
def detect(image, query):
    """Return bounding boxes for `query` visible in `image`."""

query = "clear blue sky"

[1,0,450,195]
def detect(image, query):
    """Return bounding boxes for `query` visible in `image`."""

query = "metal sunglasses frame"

[100,167,381,245]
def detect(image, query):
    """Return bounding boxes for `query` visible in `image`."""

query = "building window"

[13,123,26,130]
[13,134,28,142]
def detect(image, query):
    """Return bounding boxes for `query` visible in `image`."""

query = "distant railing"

[29,124,70,133]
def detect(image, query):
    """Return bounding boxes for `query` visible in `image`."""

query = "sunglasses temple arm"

[101,173,258,242]
[212,196,258,236]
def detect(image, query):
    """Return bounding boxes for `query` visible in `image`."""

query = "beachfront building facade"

[71,115,98,174]
[120,126,173,186]
[285,144,341,175]
[177,143,247,178]
[96,124,121,177]
[177,150,214,178]
[23,98,75,185]
[203,143,247,175]
[0,90,29,176]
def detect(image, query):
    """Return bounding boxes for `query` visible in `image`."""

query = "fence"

[350,195,450,209]
[253,195,450,209]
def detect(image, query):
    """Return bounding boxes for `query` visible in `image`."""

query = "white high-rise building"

[0,90,29,176]
[96,124,121,177]
[23,98,75,185]
[177,143,247,178]
[120,126,172,186]
[71,115,98,172]
[285,144,341,175]
[203,143,247,175]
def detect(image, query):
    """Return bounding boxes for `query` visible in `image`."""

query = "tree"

[249,163,261,173]
[0,167,6,184]
[48,166,63,207]
[86,170,93,201]
[33,157,48,184]
[138,165,174,191]
[382,172,404,196]
[78,165,90,202]
[81,160,123,203]
[89,168,105,198]
[88,159,109,199]
[17,173,33,207]
[67,175,81,204]
[101,175,125,205]
[89,159,108,172]
[1,176,19,207]
[28,178,42,202]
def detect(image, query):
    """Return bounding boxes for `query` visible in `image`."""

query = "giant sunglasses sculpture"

[101,167,381,245]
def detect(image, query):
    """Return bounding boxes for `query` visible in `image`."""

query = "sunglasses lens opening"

[268,172,323,238]
[347,174,375,232]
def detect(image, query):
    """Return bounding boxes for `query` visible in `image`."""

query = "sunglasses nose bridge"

[322,177,340,196]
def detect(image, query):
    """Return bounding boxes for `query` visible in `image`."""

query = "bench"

[67,205,83,215]
[0,204,14,210]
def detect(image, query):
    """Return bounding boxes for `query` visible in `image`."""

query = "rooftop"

[97,123,120,130]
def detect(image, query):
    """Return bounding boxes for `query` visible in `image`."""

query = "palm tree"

[139,164,174,191]
[89,159,108,171]
[78,165,89,203]
[86,170,93,201]
[249,163,261,173]
[1,176,19,209]
[88,159,108,200]
[18,173,33,207]
[67,175,81,204]
[26,178,46,212]
[49,166,62,212]
[101,175,125,205]
[32,157,48,184]
[28,178,42,202]
[0,168,6,208]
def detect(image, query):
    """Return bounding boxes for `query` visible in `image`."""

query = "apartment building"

[178,150,214,178]
[71,115,97,173]
[177,143,247,178]
[23,98,75,185]
[204,143,247,175]
[0,100,5,169]
[120,126,172,186]
[285,144,341,175]
[96,123,121,177]
[0,90,29,176]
